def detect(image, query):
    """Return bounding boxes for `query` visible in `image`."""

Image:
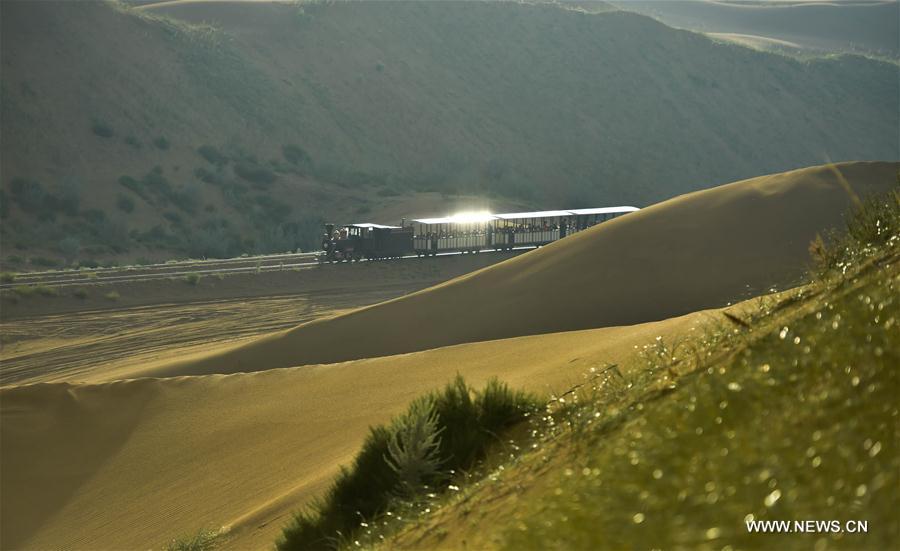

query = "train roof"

[348,223,401,229]
[494,210,573,220]
[411,206,641,225]
[567,206,640,215]
[412,213,498,225]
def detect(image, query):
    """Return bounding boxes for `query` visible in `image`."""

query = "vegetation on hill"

[276,377,540,550]
[1,1,897,265]
[293,189,897,549]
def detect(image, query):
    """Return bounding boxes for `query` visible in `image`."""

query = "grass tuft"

[276,376,539,550]
[165,528,220,551]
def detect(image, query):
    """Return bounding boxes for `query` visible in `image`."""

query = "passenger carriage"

[321,206,639,261]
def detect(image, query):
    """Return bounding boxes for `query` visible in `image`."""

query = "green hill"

[1,0,897,266]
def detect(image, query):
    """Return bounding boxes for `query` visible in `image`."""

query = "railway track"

[1,248,532,290]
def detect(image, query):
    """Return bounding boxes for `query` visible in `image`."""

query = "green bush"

[105,290,120,301]
[117,194,135,213]
[197,145,228,166]
[234,160,277,187]
[165,528,220,551]
[184,273,201,286]
[277,376,539,551]
[282,144,312,167]
[124,135,142,149]
[13,285,57,298]
[194,167,223,186]
[118,175,148,199]
[30,257,59,268]
[91,120,114,138]
[73,288,88,300]
[0,272,15,283]
[154,136,171,150]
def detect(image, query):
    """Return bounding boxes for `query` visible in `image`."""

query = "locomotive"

[320,206,638,262]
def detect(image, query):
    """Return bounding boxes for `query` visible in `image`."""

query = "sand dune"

[1,305,724,550]
[127,161,898,380]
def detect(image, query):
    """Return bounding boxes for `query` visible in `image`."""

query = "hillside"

[128,161,899,379]
[1,1,897,267]
[613,0,899,58]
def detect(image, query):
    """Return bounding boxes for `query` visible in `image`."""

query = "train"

[320,206,639,262]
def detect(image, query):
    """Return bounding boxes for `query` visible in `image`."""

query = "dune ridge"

[126,161,899,381]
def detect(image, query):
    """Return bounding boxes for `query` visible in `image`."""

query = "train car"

[321,223,413,262]
[411,212,496,256]
[324,205,639,261]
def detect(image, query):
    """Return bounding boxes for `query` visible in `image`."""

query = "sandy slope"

[128,161,899,380]
[1,306,723,550]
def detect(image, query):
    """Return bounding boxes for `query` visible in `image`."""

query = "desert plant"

[12,285,57,298]
[30,257,59,268]
[197,145,228,166]
[184,273,201,286]
[154,136,171,150]
[385,398,445,497]
[165,528,220,551]
[91,120,114,138]
[117,194,135,213]
[282,144,312,167]
[234,160,277,187]
[0,272,15,284]
[105,290,120,301]
[277,376,539,551]
[59,236,81,266]
[73,288,88,300]
[124,135,142,149]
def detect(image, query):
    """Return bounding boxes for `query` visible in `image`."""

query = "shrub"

[234,160,277,187]
[59,236,81,265]
[80,259,101,269]
[13,285,57,298]
[9,178,46,213]
[154,136,171,150]
[282,144,312,167]
[30,257,59,268]
[165,528,220,551]
[81,209,107,225]
[124,135,142,149]
[117,194,135,213]
[91,120,114,138]
[118,175,147,199]
[164,211,183,225]
[811,189,900,273]
[194,167,223,186]
[385,398,445,497]
[0,272,15,284]
[104,290,120,301]
[277,376,539,551]
[197,145,227,166]
[184,273,201,286]
[73,288,88,300]
[12,285,35,297]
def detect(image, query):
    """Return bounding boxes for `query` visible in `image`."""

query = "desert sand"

[129,161,899,380]
[1,161,896,549]
[2,306,726,550]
